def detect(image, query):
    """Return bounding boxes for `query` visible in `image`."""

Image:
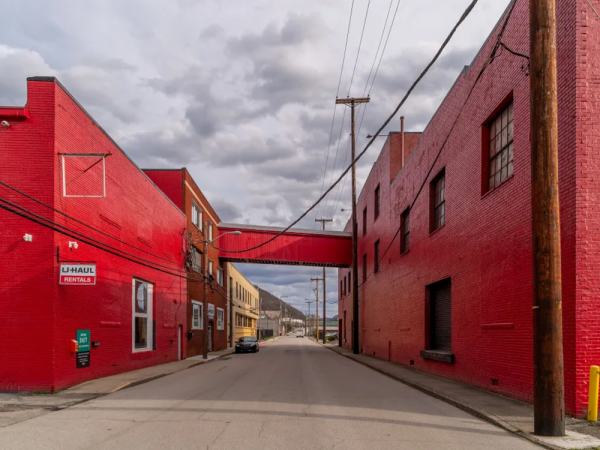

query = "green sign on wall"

[76,330,90,352]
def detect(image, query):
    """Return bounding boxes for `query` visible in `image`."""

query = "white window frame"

[191,300,203,330]
[217,307,225,330]
[208,259,214,277]
[132,278,153,353]
[191,248,201,273]
[208,223,213,241]
[217,267,223,286]
[191,201,200,228]
[62,154,106,198]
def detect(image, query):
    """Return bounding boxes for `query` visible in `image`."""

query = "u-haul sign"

[59,264,97,285]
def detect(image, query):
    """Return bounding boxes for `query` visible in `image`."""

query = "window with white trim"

[208,259,214,277]
[217,266,224,286]
[133,279,153,351]
[208,223,213,241]
[191,248,201,273]
[191,201,200,228]
[191,300,203,330]
[236,313,242,327]
[217,308,225,330]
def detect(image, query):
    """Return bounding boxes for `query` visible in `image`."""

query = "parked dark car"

[235,336,259,353]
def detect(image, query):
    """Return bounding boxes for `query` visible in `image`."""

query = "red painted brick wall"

[339,0,594,416]
[0,78,187,392]
[146,169,230,356]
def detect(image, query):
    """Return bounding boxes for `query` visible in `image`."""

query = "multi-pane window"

[191,201,200,228]
[191,248,201,273]
[191,300,203,330]
[374,240,380,273]
[217,308,225,330]
[432,173,445,231]
[363,207,367,236]
[374,185,380,219]
[217,267,223,286]
[236,313,242,327]
[401,208,410,254]
[488,102,514,190]
[363,253,367,282]
[133,279,153,351]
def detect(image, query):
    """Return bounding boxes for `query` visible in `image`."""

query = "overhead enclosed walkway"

[218,223,352,267]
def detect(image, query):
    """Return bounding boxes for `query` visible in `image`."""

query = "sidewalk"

[324,344,600,450]
[0,347,234,428]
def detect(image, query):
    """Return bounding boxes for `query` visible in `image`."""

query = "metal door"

[208,321,213,352]
[430,279,452,351]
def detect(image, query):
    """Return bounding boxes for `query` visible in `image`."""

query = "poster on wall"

[208,303,215,320]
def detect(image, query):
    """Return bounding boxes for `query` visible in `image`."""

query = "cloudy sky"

[0,0,511,314]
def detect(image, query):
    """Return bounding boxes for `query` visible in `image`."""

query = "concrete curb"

[321,344,566,450]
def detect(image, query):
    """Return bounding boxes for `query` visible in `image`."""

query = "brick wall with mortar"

[0,78,187,392]
[145,169,229,356]
[339,0,596,416]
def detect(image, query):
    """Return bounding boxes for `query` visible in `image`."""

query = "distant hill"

[258,288,305,320]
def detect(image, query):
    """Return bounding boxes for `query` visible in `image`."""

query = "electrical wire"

[587,0,600,20]
[347,0,372,97]
[213,0,480,255]
[356,0,519,289]
[0,180,178,265]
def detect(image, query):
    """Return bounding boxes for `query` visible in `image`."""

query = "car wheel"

[235,349,239,354]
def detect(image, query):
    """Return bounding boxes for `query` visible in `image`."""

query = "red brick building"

[0,77,188,392]
[339,0,600,417]
[145,169,230,355]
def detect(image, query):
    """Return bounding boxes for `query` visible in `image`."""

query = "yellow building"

[227,263,259,341]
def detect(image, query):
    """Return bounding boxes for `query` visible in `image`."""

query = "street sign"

[208,303,215,320]
[76,330,90,352]
[76,351,90,368]
[59,264,96,285]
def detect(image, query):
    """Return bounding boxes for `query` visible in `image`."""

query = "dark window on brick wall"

[374,184,380,219]
[431,171,445,231]
[374,240,380,273]
[401,208,410,254]
[340,280,343,298]
[363,207,367,235]
[348,272,351,293]
[363,253,367,282]
[487,102,514,190]
[428,279,452,352]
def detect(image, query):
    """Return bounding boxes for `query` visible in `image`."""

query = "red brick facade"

[0,78,187,392]
[339,0,600,417]
[144,169,230,356]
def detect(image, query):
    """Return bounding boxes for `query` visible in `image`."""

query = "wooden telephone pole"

[315,218,333,344]
[336,97,370,354]
[311,277,323,341]
[530,0,564,437]
[305,299,313,337]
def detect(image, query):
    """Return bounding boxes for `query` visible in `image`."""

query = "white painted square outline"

[191,300,203,330]
[62,154,106,198]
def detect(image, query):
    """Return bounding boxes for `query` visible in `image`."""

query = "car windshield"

[240,337,256,343]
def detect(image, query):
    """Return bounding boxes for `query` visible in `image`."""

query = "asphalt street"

[0,337,541,450]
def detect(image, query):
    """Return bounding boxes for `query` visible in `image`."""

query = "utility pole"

[202,221,209,360]
[305,299,313,337]
[530,0,564,437]
[311,277,323,341]
[315,218,333,344]
[336,97,370,354]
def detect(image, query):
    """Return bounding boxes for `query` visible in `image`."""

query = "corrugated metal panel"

[430,280,451,351]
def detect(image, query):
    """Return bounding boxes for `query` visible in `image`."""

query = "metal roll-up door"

[431,280,451,351]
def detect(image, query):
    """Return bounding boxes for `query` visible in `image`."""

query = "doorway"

[208,321,213,352]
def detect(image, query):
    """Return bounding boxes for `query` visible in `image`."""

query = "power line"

[314,0,355,222]
[362,0,396,96]
[357,0,519,289]
[347,0,372,97]
[202,0,481,255]
[0,180,179,265]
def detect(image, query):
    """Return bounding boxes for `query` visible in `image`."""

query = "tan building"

[227,263,259,341]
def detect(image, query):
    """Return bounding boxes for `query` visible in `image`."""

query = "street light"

[191,226,242,359]
[366,133,388,138]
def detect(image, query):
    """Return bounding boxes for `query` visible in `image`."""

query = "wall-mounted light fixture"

[68,241,78,249]
[23,234,33,242]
